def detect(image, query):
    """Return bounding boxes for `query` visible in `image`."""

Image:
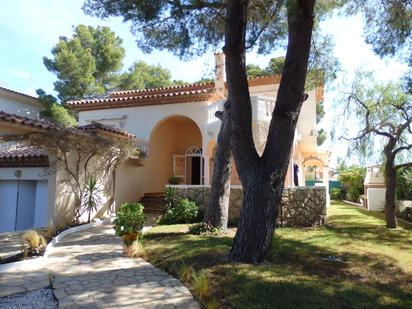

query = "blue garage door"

[0,180,47,232]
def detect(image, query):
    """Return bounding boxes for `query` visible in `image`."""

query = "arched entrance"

[149,115,203,190]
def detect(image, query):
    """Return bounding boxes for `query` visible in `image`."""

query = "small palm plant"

[82,176,101,223]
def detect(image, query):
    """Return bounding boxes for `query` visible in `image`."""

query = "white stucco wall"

[367,188,386,211]
[0,94,41,119]
[78,101,212,142]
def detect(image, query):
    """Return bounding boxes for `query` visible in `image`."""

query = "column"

[322,165,330,207]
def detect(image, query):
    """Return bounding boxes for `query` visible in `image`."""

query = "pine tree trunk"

[384,158,397,228]
[230,170,285,263]
[203,102,232,229]
[226,0,315,263]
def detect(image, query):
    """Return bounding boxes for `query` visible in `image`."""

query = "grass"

[142,201,412,309]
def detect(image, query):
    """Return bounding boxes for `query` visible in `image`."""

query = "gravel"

[0,287,57,309]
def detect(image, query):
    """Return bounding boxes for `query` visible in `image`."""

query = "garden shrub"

[189,222,220,236]
[396,167,412,200]
[398,208,412,223]
[330,188,343,200]
[160,198,199,224]
[338,166,365,202]
[164,186,181,208]
[168,176,183,185]
[113,202,146,237]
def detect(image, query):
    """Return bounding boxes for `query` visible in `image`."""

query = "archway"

[148,115,203,190]
[303,156,325,186]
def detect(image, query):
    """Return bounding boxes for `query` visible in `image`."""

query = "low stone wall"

[169,185,327,227]
[278,187,327,227]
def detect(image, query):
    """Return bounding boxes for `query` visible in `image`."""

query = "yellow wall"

[115,116,202,205]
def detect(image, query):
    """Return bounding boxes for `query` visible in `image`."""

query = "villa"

[67,53,331,209]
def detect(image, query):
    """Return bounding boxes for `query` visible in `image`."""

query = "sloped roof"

[0,111,59,131]
[66,74,325,112]
[67,82,221,111]
[0,86,41,107]
[0,146,49,167]
[77,122,135,138]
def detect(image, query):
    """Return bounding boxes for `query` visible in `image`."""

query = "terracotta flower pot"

[122,233,139,256]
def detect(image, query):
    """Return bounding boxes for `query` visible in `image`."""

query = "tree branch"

[245,0,284,49]
[395,162,412,170]
[394,143,412,155]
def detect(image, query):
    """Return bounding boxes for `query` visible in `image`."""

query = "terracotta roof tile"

[110,82,215,98]
[0,146,49,167]
[67,84,219,111]
[0,111,59,131]
[66,75,284,112]
[77,122,135,138]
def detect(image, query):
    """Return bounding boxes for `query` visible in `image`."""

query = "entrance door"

[191,157,201,185]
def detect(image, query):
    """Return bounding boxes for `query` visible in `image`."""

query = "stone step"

[144,208,167,214]
[144,192,164,197]
[140,197,164,203]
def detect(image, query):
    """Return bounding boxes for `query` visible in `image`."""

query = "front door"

[191,157,201,185]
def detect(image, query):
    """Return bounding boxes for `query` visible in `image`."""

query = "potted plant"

[168,176,183,185]
[113,202,146,256]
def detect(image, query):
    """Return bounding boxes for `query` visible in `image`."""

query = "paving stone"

[42,223,200,308]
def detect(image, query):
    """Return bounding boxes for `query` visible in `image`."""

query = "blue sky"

[0,1,408,165]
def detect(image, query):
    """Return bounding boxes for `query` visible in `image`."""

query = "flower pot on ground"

[113,202,146,256]
[122,232,142,256]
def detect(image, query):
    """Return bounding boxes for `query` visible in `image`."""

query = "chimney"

[214,52,226,94]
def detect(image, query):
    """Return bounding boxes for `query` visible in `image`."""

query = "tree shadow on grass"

[145,232,412,309]
[214,266,412,309]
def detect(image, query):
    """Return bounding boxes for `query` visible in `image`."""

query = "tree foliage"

[338,165,365,202]
[246,56,285,77]
[342,75,412,164]
[83,0,291,58]
[44,24,179,102]
[317,128,327,146]
[396,167,412,200]
[36,89,77,127]
[346,1,412,90]
[44,25,125,102]
[118,61,172,90]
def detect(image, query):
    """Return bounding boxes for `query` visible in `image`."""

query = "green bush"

[396,168,412,200]
[161,198,199,224]
[338,166,365,202]
[188,222,220,236]
[164,186,181,208]
[398,207,412,223]
[168,176,183,185]
[113,202,146,237]
[330,188,343,200]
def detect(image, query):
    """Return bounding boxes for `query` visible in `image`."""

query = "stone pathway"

[46,224,199,309]
[0,267,50,297]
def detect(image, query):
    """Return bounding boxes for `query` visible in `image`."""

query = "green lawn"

[142,201,412,308]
